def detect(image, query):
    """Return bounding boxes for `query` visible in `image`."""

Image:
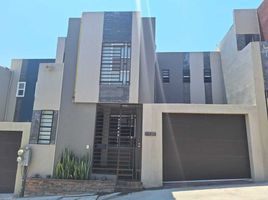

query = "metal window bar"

[100,43,131,85]
[37,110,54,144]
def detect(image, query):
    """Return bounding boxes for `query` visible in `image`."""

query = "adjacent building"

[1,0,268,195]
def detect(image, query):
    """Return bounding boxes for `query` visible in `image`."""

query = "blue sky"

[0,0,263,67]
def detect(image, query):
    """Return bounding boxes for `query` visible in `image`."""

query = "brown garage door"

[0,131,22,193]
[163,114,251,182]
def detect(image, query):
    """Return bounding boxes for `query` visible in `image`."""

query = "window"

[100,42,131,85]
[16,82,26,97]
[162,69,170,83]
[38,110,54,144]
[204,68,212,83]
[183,68,190,83]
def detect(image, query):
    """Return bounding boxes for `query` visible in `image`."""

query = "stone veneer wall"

[25,178,116,197]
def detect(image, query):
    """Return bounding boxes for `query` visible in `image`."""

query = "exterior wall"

[4,60,23,121]
[138,17,156,103]
[190,53,206,104]
[156,52,226,104]
[250,42,268,179]
[13,59,55,122]
[258,0,268,41]
[74,12,104,103]
[28,63,64,177]
[221,43,256,105]
[155,53,184,103]
[210,52,226,104]
[129,12,141,103]
[56,37,66,63]
[220,26,239,66]
[221,41,268,180]
[234,9,261,35]
[33,63,64,110]
[0,122,31,196]
[27,145,55,178]
[55,18,96,164]
[141,104,266,188]
[0,67,11,121]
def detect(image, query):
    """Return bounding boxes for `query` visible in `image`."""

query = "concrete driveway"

[112,183,268,200]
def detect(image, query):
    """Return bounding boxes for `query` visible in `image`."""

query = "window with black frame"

[100,42,131,85]
[162,69,170,83]
[38,110,54,144]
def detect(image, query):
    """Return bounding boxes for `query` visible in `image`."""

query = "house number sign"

[145,131,157,136]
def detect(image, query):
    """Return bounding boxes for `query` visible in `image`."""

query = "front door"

[92,104,142,181]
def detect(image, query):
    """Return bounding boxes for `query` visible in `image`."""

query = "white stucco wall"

[34,63,64,110]
[190,53,205,104]
[0,67,11,121]
[234,9,261,35]
[56,37,66,63]
[221,43,257,105]
[4,60,23,121]
[74,12,104,103]
[129,12,141,103]
[27,144,56,178]
[210,52,226,104]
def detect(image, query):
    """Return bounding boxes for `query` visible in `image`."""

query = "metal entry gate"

[92,104,142,181]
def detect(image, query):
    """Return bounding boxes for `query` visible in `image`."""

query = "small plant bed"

[55,148,91,180]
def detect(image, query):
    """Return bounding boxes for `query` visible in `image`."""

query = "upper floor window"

[16,82,26,97]
[162,69,170,83]
[204,68,212,83]
[183,68,190,83]
[100,42,131,85]
[38,110,54,144]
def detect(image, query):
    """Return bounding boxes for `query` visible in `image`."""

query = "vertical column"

[190,53,205,104]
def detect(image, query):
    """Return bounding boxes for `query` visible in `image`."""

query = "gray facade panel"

[55,19,97,162]
[103,12,132,43]
[155,53,184,103]
[99,85,129,102]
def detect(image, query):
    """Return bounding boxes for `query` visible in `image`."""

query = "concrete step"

[115,181,143,193]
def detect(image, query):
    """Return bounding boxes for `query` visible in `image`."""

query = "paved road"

[2,183,268,200]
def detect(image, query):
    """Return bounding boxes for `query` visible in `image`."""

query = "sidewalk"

[4,182,268,200]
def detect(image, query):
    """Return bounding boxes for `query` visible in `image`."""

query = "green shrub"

[54,148,91,180]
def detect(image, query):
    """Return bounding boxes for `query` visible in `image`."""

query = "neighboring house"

[1,0,268,195]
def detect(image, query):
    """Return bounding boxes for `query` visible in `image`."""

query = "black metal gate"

[92,104,142,181]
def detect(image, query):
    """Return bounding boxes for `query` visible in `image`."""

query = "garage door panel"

[0,158,18,171]
[0,144,20,158]
[163,114,250,182]
[0,131,22,193]
[164,114,247,140]
[0,132,23,142]
[173,140,249,156]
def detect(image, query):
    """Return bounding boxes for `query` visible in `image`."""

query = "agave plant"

[54,148,91,180]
